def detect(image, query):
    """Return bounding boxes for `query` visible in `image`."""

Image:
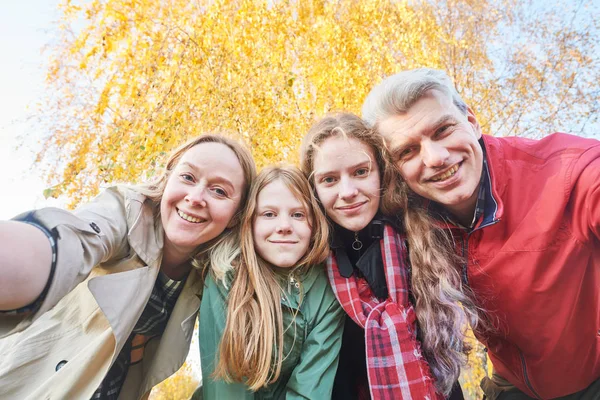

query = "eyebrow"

[179,161,235,189]
[431,114,458,131]
[314,160,372,179]
[392,114,458,148]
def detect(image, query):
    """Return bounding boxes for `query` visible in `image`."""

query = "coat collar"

[121,187,163,266]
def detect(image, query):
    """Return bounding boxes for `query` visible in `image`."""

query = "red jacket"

[453,133,600,398]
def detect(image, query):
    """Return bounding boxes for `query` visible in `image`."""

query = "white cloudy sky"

[0,0,64,219]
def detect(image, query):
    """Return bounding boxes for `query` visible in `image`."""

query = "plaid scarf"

[327,224,443,400]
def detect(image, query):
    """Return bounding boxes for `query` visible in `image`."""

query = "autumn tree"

[36,0,600,398]
[39,0,600,205]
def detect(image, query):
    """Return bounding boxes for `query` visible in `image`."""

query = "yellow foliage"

[39,0,600,206]
[149,362,199,400]
[34,0,600,396]
[460,331,488,399]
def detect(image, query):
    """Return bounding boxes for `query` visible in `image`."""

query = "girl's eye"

[355,168,369,176]
[292,212,305,219]
[263,211,275,218]
[321,176,336,184]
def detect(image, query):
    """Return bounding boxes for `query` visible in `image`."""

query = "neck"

[161,244,193,280]
[445,193,478,228]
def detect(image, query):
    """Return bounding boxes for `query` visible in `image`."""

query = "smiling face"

[378,89,483,223]
[160,142,245,259]
[252,179,312,269]
[312,136,381,232]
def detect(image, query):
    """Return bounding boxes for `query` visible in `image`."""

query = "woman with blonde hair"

[0,134,256,399]
[300,113,481,399]
[196,166,344,399]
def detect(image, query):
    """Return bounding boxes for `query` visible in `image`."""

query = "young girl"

[0,134,256,399]
[301,113,481,399]
[197,166,344,399]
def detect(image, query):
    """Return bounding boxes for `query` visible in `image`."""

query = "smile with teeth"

[177,209,205,223]
[430,164,459,182]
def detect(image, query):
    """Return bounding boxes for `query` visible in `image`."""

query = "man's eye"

[396,147,414,160]
[435,124,455,138]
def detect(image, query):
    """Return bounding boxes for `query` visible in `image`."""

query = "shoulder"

[300,264,339,309]
[484,133,600,164]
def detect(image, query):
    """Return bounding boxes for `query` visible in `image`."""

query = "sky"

[2,1,599,221]
[0,0,63,219]
[0,1,205,381]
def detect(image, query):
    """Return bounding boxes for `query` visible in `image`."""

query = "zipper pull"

[352,232,363,251]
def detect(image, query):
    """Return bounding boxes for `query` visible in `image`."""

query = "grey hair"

[362,68,468,127]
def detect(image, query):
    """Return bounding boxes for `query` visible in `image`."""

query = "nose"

[421,140,450,168]
[276,216,293,234]
[185,185,208,207]
[338,176,359,200]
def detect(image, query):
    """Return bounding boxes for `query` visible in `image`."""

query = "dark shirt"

[331,217,390,400]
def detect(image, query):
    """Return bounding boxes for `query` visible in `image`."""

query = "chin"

[270,257,300,269]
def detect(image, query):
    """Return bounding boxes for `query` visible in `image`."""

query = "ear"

[466,106,483,139]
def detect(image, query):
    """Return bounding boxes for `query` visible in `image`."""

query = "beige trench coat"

[0,187,202,400]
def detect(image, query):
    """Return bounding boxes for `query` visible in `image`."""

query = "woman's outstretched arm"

[0,221,52,310]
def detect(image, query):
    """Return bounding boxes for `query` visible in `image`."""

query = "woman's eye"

[322,176,336,184]
[212,187,228,197]
[355,168,369,176]
[181,173,195,182]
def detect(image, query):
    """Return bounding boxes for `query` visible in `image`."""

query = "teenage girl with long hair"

[301,113,482,399]
[196,166,344,399]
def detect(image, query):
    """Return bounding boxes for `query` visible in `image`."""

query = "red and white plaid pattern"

[327,224,443,400]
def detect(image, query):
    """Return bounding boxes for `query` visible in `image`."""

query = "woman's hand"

[0,221,52,311]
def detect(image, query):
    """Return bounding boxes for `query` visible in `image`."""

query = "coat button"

[55,360,68,371]
[90,222,101,233]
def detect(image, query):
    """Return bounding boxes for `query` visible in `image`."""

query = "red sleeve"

[571,154,600,242]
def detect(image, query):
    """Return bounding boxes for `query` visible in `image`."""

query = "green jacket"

[197,264,344,399]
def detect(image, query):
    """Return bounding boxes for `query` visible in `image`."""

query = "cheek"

[397,163,420,187]
[299,223,312,240]
[316,187,335,211]
[212,201,239,224]
[252,221,264,239]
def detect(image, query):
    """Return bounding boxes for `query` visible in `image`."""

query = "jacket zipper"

[467,219,542,399]
[519,349,542,399]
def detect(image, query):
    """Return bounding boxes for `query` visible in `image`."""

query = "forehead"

[313,136,375,172]
[178,142,245,187]
[257,179,303,208]
[378,90,460,148]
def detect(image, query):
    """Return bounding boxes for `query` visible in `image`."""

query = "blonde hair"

[301,113,482,396]
[214,166,329,390]
[135,134,256,261]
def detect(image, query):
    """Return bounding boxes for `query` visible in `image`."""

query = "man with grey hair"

[362,68,600,399]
